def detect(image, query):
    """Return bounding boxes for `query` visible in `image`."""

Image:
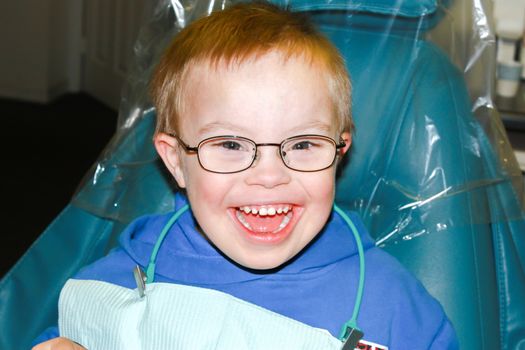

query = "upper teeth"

[239,205,292,216]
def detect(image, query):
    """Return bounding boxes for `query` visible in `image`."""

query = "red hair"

[150,2,352,135]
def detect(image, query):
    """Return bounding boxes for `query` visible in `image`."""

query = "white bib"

[59,279,345,350]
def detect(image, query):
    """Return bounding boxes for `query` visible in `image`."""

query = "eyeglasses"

[170,134,346,174]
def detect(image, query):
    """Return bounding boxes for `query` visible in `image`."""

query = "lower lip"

[228,207,303,245]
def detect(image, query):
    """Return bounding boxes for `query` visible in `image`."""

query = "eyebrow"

[198,119,334,136]
[286,120,334,134]
[198,121,248,135]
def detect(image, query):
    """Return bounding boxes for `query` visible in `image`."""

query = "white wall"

[83,0,147,110]
[0,0,82,103]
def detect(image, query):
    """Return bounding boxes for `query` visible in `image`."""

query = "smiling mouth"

[234,204,294,234]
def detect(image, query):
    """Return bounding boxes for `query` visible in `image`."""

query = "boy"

[33,2,458,349]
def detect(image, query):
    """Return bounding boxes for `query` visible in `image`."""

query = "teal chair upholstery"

[1,0,524,349]
[320,12,525,350]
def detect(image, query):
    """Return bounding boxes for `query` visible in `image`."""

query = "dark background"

[0,93,117,276]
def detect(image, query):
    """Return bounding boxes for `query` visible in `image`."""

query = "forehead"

[179,52,338,140]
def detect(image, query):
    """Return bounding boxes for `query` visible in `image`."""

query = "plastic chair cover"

[1,0,524,349]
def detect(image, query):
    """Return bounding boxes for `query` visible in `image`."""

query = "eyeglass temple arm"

[168,133,198,152]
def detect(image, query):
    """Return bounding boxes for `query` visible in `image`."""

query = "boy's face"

[155,51,351,270]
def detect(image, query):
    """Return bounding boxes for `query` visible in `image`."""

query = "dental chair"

[2,0,525,349]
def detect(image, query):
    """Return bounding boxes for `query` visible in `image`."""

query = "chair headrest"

[276,0,445,17]
[272,0,452,32]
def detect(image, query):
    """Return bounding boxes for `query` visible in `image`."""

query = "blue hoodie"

[34,194,458,349]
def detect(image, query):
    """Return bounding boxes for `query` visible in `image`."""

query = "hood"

[119,193,376,285]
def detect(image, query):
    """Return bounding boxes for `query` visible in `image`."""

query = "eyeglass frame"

[168,133,347,174]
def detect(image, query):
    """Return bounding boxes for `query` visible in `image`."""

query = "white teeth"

[274,212,292,232]
[236,210,252,230]
[238,205,292,216]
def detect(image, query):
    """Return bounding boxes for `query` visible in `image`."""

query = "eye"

[291,140,314,150]
[220,140,243,151]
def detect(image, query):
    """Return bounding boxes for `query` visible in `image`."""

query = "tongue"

[241,212,286,233]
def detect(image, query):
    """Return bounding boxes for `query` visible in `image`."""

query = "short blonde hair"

[150,1,352,136]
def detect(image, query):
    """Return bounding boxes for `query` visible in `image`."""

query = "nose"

[244,146,291,188]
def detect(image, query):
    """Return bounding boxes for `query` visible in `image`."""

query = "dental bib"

[58,204,365,349]
[59,279,344,349]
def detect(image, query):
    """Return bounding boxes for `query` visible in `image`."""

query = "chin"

[234,252,295,272]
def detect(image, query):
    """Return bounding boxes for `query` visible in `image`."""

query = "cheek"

[305,170,337,202]
[183,162,235,206]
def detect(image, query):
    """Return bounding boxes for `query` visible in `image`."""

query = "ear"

[154,133,187,188]
[339,131,352,156]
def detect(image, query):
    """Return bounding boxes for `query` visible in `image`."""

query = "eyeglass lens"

[281,136,337,171]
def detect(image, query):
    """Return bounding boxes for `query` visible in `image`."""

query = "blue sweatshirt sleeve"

[430,315,460,349]
[31,326,59,347]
